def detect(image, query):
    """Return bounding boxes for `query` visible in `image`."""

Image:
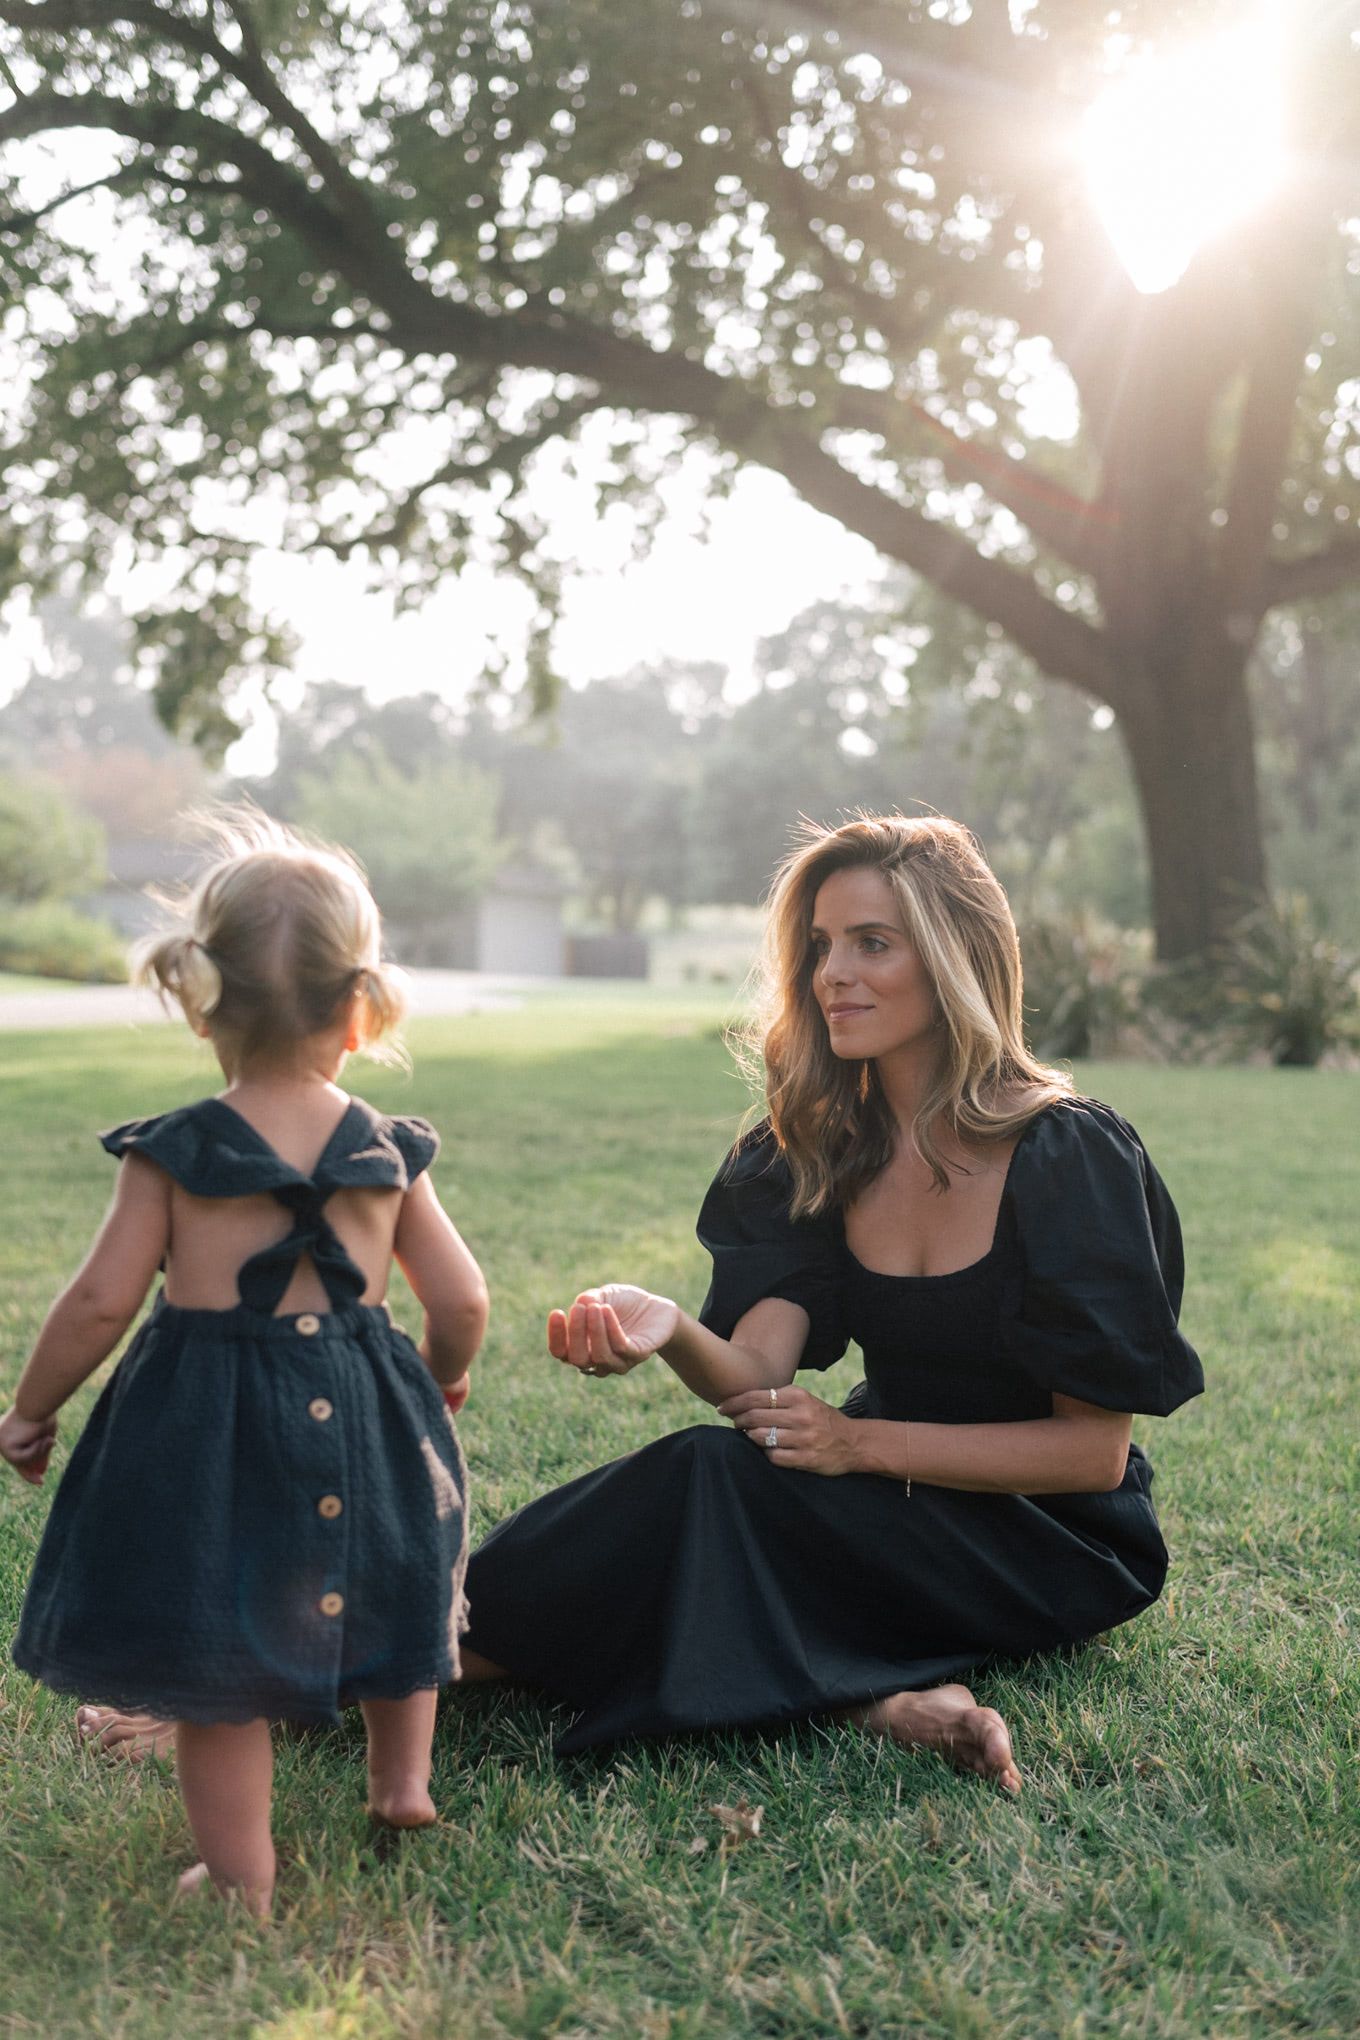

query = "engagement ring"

[765,1425,779,1449]
[583,1365,602,1376]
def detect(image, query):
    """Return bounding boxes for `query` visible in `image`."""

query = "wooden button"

[317,1494,343,1520]
[296,1313,321,1337]
[307,1397,333,1422]
[318,1592,344,1617]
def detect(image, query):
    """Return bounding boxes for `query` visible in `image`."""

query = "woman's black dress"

[462,1100,1202,1753]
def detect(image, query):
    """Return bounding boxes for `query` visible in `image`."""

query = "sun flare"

[1081,23,1288,295]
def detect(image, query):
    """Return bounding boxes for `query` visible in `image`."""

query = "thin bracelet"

[904,1419,912,1499]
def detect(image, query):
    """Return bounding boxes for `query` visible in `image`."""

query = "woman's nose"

[819,945,854,987]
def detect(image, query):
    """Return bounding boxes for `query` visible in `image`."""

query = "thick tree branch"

[828,384,1111,573]
[1264,539,1360,610]
[0,2,393,260]
[730,412,1113,701]
[0,0,224,67]
[0,157,149,232]
[0,90,428,319]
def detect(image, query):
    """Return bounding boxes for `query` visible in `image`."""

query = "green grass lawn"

[1,995,1356,2039]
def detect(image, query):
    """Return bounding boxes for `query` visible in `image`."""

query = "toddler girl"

[0,813,488,1915]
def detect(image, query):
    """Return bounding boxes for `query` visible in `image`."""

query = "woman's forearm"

[850,1410,1132,1495]
[658,1310,795,1406]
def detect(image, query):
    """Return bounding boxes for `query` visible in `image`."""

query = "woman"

[457,815,1202,1791]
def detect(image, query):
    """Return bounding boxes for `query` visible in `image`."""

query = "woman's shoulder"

[1010,1094,1149,1174]
[1004,1093,1180,1246]
[699,1119,835,1242]
[711,1118,788,1188]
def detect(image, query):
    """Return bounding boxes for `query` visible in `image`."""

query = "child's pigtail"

[355,961,410,1069]
[133,931,224,1035]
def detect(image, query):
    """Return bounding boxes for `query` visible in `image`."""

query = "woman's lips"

[826,1005,873,1019]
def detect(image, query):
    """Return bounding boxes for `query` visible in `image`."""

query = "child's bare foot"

[76,1706,176,1761]
[361,1690,438,1829]
[366,1783,438,1830]
[176,1860,272,1916]
[848,1682,1022,1795]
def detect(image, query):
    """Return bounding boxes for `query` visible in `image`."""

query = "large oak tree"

[1,1,1356,955]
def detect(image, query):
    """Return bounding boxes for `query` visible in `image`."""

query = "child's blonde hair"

[134,808,408,1067]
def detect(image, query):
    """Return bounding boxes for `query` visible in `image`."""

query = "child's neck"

[219,1040,349,1097]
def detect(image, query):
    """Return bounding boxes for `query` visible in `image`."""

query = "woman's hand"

[547,1286,680,1377]
[0,1406,57,1485]
[718,1384,861,1476]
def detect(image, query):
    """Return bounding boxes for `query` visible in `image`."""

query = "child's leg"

[361,1690,438,1828]
[175,1718,275,1915]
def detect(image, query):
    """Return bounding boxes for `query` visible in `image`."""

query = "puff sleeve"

[696,1124,847,1371]
[1001,1101,1204,1416]
[383,1115,441,1184]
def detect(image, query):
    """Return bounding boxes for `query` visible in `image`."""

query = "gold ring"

[768,1387,778,1407]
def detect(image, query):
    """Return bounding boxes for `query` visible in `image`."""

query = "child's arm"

[0,1155,171,1484]
[393,1173,489,1401]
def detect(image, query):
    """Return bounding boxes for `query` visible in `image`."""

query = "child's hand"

[441,1377,471,1417]
[0,1407,58,1485]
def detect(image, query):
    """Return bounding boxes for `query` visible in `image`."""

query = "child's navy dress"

[14,1096,469,1725]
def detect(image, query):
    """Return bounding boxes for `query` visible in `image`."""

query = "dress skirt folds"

[462,1100,1202,1753]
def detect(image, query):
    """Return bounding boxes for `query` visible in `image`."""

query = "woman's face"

[810,865,937,1061]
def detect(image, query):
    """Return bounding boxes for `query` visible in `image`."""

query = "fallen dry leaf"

[707,1797,764,1841]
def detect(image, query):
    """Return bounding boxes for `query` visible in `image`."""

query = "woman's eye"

[861,937,886,953]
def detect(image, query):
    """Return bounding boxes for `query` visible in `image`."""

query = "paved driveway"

[0,969,530,1032]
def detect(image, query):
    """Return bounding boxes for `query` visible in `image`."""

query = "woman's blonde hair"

[133,808,408,1068]
[744,813,1071,1216]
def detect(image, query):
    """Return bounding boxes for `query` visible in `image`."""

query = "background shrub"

[1020,914,1149,1060]
[0,902,126,983]
[1214,893,1360,1066]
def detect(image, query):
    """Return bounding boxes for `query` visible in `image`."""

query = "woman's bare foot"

[76,1706,176,1761]
[849,1683,1022,1795]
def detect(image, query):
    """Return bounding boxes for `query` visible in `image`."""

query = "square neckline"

[841,1104,1051,1283]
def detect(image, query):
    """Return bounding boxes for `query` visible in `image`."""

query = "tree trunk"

[1115,634,1267,961]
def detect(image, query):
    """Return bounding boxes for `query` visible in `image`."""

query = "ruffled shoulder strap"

[100,1098,440,1199]
[316,1103,440,1192]
[99,1102,303,1198]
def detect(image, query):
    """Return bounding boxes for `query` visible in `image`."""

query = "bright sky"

[236,467,882,772]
